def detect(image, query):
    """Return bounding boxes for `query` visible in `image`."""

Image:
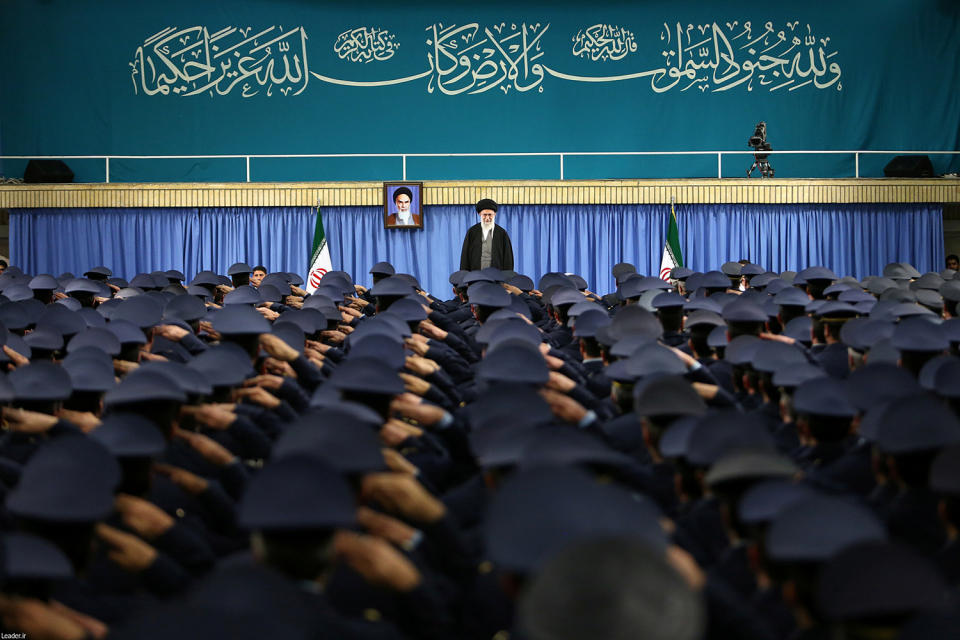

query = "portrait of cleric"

[384,182,423,229]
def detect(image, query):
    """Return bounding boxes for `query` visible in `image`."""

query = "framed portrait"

[383,182,424,229]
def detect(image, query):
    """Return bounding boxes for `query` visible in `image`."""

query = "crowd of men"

[0,245,956,639]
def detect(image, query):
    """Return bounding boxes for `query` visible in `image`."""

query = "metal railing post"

[559,154,564,180]
[717,152,722,179]
[854,152,859,179]
[246,157,251,182]
[105,158,110,183]
[402,155,407,180]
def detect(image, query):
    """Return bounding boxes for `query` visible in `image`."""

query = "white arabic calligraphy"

[130,25,310,98]
[334,27,399,63]
[572,24,637,61]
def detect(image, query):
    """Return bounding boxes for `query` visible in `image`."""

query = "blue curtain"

[11,203,942,294]
[10,207,315,279]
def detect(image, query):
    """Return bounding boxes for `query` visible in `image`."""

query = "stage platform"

[1,178,959,210]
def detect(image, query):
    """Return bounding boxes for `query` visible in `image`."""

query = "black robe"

[459,224,514,271]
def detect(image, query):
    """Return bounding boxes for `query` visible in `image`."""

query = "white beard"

[481,221,494,238]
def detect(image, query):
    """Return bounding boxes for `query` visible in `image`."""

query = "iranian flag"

[659,199,684,281]
[305,205,333,293]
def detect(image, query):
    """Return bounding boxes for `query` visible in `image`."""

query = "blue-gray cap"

[23,325,64,352]
[573,309,611,338]
[724,335,762,365]
[223,286,263,306]
[369,261,396,276]
[782,316,813,345]
[686,411,775,466]
[238,456,356,531]
[10,361,72,402]
[227,262,252,276]
[484,466,665,574]
[63,355,117,393]
[549,287,585,307]
[487,323,544,352]
[469,282,511,308]
[89,412,166,458]
[112,296,164,329]
[106,319,147,345]
[738,480,818,525]
[772,361,826,388]
[67,327,122,356]
[705,449,798,487]
[840,317,894,352]
[797,266,837,282]
[773,287,811,307]
[272,410,387,474]
[104,371,187,407]
[608,306,663,341]
[844,363,922,412]
[891,316,949,353]
[751,341,809,374]
[187,345,254,388]
[652,291,686,309]
[766,495,886,562]
[477,341,549,385]
[164,294,207,323]
[722,299,767,324]
[633,375,706,419]
[874,394,960,453]
[620,276,670,299]
[329,357,405,395]
[212,305,271,335]
[6,435,120,523]
[349,333,404,371]
[1,532,74,583]
[370,275,415,297]
[793,377,856,417]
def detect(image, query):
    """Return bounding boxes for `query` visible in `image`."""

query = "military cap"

[112,296,164,329]
[160,269,184,282]
[226,262,252,276]
[128,273,160,290]
[35,307,81,341]
[609,334,657,359]
[364,313,410,339]
[394,273,421,290]
[507,274,535,291]
[797,266,837,283]
[273,412,386,473]
[347,322,403,351]
[301,295,339,319]
[620,276,670,299]
[911,272,944,291]
[67,327,122,356]
[740,263,765,277]
[62,355,117,393]
[611,262,637,278]
[484,466,665,574]
[369,261,395,276]
[190,271,221,287]
[475,198,498,213]
[23,325,64,352]
[940,280,960,303]
[845,363,921,413]
[573,309,611,338]
[891,316,948,352]
[211,305,270,336]
[749,273,778,289]
[724,335,761,365]
[185,284,213,300]
[839,317,894,352]
[874,394,960,453]
[817,541,946,621]
[447,270,468,288]
[275,310,325,337]
[707,325,728,349]
[106,319,147,345]
[348,334,404,371]
[9,361,72,402]
[477,340,549,385]
[285,272,304,286]
[82,266,112,279]
[865,277,898,296]
[917,354,956,392]
[683,297,722,314]
[679,271,704,290]
[2,284,32,302]
[187,345,254,388]
[545,288,581,308]
[697,270,731,289]
[239,456,355,531]
[0,375,14,403]
[813,301,859,321]
[64,278,105,295]
[705,450,798,487]
[626,343,689,378]
[369,275,416,298]
[608,306,663,341]
[879,286,917,304]
[659,415,700,459]
[837,289,876,304]
[651,292,686,310]
[634,289,662,313]
[19,299,47,326]
[916,288,944,311]
[1,532,74,583]
[780,316,813,345]
[686,411,775,466]
[474,429,543,473]
[772,361,826,388]
[468,282,511,309]
[633,375,706,418]
[721,299,767,324]
[320,271,354,293]
[477,267,504,283]
[138,361,212,397]
[751,341,808,374]
[519,428,636,472]
[603,359,640,383]
[381,298,425,325]
[669,266,694,280]
[103,277,127,290]
[329,357,405,395]
[539,273,575,292]
[104,371,187,407]
[163,294,206,324]
[866,338,901,364]
[6,435,120,523]
[720,261,742,277]
[89,412,166,458]
[765,279,790,295]
[461,271,494,288]
[77,308,107,329]
[738,480,818,525]
[221,286,262,306]
[772,287,810,307]
[487,324,544,353]
[930,357,960,399]
[766,495,886,562]
[792,376,856,417]
[467,387,554,436]
[0,303,29,331]
[566,301,603,320]
[684,310,723,330]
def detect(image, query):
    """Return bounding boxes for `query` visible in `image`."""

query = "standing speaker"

[23,160,74,183]
[883,155,934,178]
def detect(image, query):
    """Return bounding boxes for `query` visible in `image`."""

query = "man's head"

[947,254,959,271]
[250,266,267,287]
[476,198,498,233]
[393,187,413,215]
